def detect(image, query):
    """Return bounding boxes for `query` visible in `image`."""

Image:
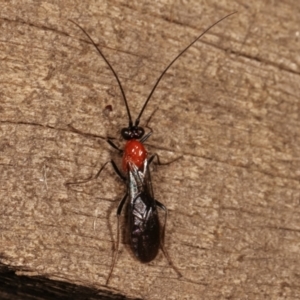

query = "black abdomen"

[129,193,160,262]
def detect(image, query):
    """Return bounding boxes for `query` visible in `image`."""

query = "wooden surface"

[1,0,300,299]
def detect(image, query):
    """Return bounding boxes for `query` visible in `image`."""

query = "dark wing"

[127,160,160,262]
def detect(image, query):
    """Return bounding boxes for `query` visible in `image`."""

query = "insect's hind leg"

[155,200,183,278]
[106,191,128,285]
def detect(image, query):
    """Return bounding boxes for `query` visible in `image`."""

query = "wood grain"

[0,0,299,299]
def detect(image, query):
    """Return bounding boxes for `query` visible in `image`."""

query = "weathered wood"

[1,0,299,299]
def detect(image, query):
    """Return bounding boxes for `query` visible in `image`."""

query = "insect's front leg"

[139,108,159,143]
[107,139,123,153]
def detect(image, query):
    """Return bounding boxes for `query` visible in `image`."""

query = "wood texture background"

[1,0,299,299]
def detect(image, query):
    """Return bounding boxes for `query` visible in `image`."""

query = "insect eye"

[121,128,131,140]
[136,127,144,139]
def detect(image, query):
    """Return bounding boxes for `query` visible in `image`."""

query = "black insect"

[69,11,236,285]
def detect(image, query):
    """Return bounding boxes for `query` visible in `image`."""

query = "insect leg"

[107,139,123,153]
[156,200,183,278]
[148,153,183,166]
[65,160,126,187]
[106,191,128,285]
[97,160,126,182]
[140,131,152,143]
[139,108,160,143]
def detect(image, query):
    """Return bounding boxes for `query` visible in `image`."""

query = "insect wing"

[128,160,160,262]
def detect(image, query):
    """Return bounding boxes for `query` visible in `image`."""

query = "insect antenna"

[70,12,236,129]
[135,11,237,126]
[69,20,134,127]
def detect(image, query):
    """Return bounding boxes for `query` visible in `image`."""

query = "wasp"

[69,11,236,285]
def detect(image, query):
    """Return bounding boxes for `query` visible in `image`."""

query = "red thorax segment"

[122,140,147,173]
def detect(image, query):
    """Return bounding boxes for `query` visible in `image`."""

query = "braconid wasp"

[68,11,236,285]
